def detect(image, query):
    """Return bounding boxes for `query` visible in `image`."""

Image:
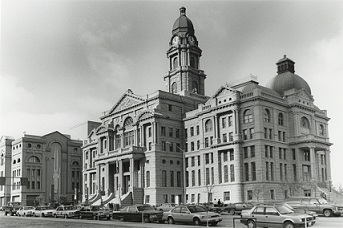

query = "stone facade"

[81,7,332,207]
[0,132,82,206]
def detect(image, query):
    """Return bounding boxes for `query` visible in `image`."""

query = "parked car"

[76,205,112,220]
[222,202,254,215]
[16,206,35,217]
[200,202,222,214]
[112,204,164,223]
[33,206,55,217]
[286,197,343,217]
[240,204,314,228]
[53,205,79,218]
[163,204,223,226]
[4,205,21,216]
[282,202,318,223]
[156,203,176,212]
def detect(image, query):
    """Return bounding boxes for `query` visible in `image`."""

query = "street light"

[166,142,186,204]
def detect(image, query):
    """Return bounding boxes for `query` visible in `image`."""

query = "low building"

[0,132,82,206]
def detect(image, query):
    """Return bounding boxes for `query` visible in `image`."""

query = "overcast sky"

[2,0,343,188]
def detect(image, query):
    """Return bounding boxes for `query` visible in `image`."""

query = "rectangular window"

[244,163,249,181]
[280,163,283,181]
[171,194,175,203]
[250,128,254,139]
[206,168,210,185]
[176,143,181,152]
[270,190,275,200]
[168,104,172,111]
[191,142,194,151]
[230,164,235,182]
[269,129,272,139]
[228,116,233,126]
[192,170,195,186]
[222,117,226,128]
[224,165,228,182]
[223,133,227,143]
[210,136,213,145]
[185,158,189,168]
[247,190,253,200]
[191,157,195,167]
[229,132,233,141]
[244,147,248,159]
[211,167,214,184]
[145,195,150,204]
[169,142,173,152]
[146,171,150,187]
[198,169,201,186]
[304,151,310,161]
[251,162,256,181]
[176,129,180,138]
[169,127,173,137]
[224,191,230,201]
[271,162,274,181]
[196,125,199,135]
[162,141,166,151]
[223,151,228,162]
[197,140,200,150]
[265,145,269,158]
[205,138,209,147]
[293,164,297,181]
[211,153,214,164]
[264,128,268,139]
[161,126,166,136]
[190,127,194,137]
[191,194,195,203]
[251,146,255,157]
[170,171,174,187]
[243,129,248,140]
[230,150,234,161]
[205,154,209,164]
[270,146,274,158]
[177,171,181,187]
[266,162,269,181]
[284,164,288,180]
[186,171,189,187]
[279,148,282,159]
[198,155,200,166]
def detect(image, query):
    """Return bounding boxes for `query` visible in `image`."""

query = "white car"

[33,206,55,217]
[16,206,35,217]
[54,205,79,218]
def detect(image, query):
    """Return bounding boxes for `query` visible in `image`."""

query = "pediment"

[95,125,107,135]
[212,85,237,99]
[295,89,313,101]
[108,90,145,115]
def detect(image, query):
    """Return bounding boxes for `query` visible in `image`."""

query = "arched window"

[264,109,271,122]
[319,124,325,136]
[28,156,40,163]
[301,117,310,129]
[72,161,79,166]
[173,57,178,69]
[300,117,311,134]
[205,119,213,132]
[124,117,133,128]
[171,82,177,94]
[17,158,21,163]
[243,109,253,123]
[13,160,16,164]
[278,113,284,126]
[192,81,198,93]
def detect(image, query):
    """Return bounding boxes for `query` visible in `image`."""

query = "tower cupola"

[277,55,295,74]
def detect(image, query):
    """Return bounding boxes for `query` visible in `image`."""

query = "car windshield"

[137,205,154,211]
[91,206,100,211]
[65,206,75,210]
[188,205,206,213]
[42,207,54,210]
[276,205,294,214]
[318,198,328,204]
[282,203,294,210]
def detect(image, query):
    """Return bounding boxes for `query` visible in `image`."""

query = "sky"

[1,0,343,187]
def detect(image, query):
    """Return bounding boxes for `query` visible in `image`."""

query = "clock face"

[172,36,179,46]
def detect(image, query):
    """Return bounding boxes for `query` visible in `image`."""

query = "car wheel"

[54,214,57,218]
[229,209,235,215]
[283,221,295,228]
[211,221,218,226]
[23,213,26,217]
[41,213,45,217]
[193,218,201,226]
[64,214,68,219]
[246,219,256,228]
[168,217,174,224]
[323,209,332,217]
[143,216,150,223]
[93,215,97,220]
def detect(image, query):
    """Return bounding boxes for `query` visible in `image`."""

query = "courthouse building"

[0,132,82,206]
[82,7,332,206]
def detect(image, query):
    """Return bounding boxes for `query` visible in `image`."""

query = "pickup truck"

[286,197,343,217]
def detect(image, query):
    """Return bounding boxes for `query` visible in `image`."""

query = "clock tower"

[165,7,206,96]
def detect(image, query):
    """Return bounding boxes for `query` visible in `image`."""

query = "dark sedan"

[76,205,112,220]
[222,202,254,215]
[112,204,164,223]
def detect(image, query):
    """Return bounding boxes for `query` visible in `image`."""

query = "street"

[0,213,342,228]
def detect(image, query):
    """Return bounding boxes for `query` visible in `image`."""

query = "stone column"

[119,160,123,196]
[130,158,134,189]
[326,150,331,181]
[310,147,317,180]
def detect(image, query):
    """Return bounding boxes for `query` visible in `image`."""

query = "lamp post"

[166,142,186,204]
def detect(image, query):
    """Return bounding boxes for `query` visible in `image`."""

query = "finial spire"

[180,7,186,16]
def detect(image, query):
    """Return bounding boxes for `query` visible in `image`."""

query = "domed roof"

[172,7,194,36]
[267,55,311,96]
